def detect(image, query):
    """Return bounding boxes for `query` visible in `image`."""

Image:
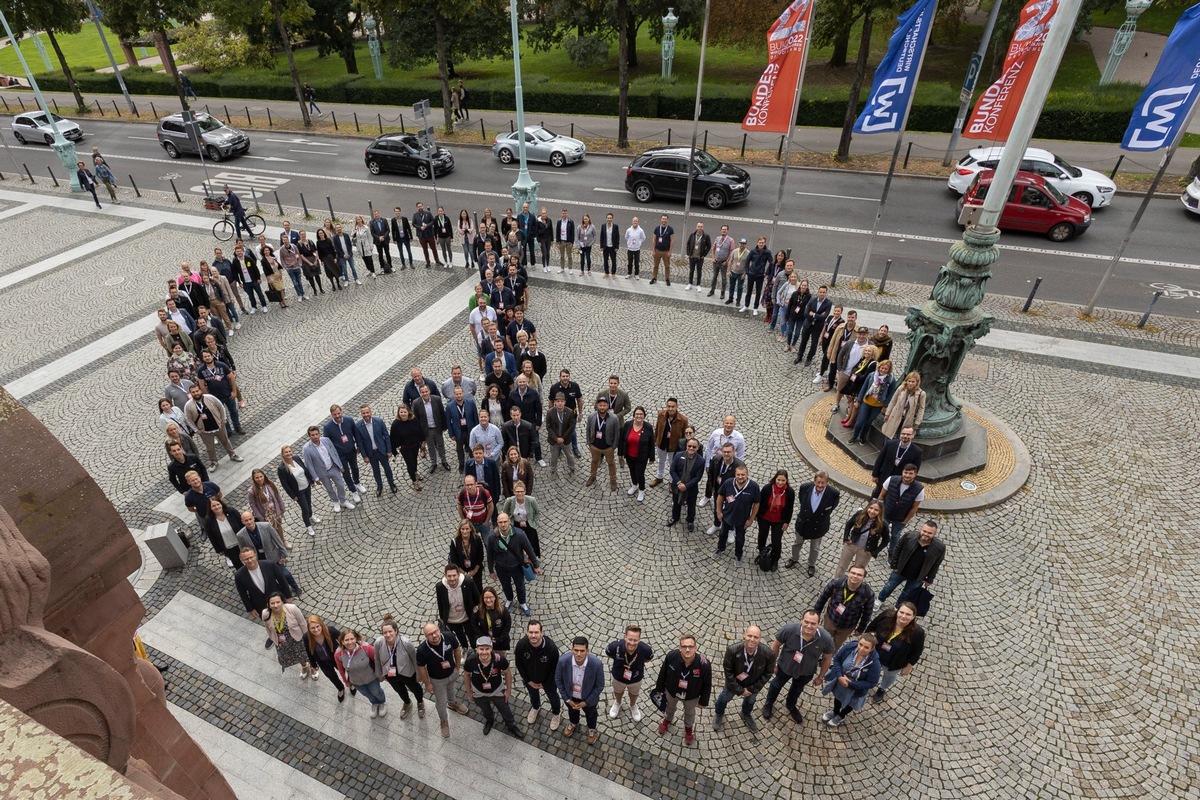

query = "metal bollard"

[326,195,336,222]
[245,106,251,126]
[273,190,284,215]
[267,107,273,127]
[169,178,181,202]
[251,187,259,212]
[510,120,515,133]
[112,99,120,117]
[400,113,405,134]
[368,200,374,218]
[830,253,842,287]
[96,98,103,115]
[570,122,574,138]
[53,98,60,114]
[47,166,58,187]
[300,192,310,218]
[204,104,211,115]
[128,174,142,197]
[480,118,486,140]
[877,259,893,294]
[740,133,747,159]
[1109,154,1124,179]
[667,128,672,146]
[23,163,35,184]
[331,111,338,131]
[150,101,157,117]
[777,136,785,160]
[354,112,360,132]
[1137,291,1162,328]
[18,97,26,111]
[223,104,230,120]
[1021,277,1043,312]
[0,96,7,111]
[377,113,383,135]
[903,141,913,169]
[703,130,708,151]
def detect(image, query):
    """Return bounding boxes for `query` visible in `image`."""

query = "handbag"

[899,585,934,617]
[522,562,536,583]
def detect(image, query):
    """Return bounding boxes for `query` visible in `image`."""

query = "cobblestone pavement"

[4,185,1200,800]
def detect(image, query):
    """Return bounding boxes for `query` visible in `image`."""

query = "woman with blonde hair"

[304,614,346,699]
[850,360,897,444]
[247,468,290,547]
[835,500,887,575]
[882,371,927,438]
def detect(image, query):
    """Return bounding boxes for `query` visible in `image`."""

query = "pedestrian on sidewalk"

[93,158,120,204]
[451,87,462,122]
[75,161,102,208]
[457,79,470,120]
[182,74,198,100]
[463,636,523,737]
[303,82,320,114]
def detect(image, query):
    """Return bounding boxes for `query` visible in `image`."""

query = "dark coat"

[463,456,502,503]
[617,421,656,462]
[276,456,315,500]
[436,578,482,626]
[203,505,245,555]
[872,438,924,482]
[794,482,842,540]
[234,559,291,614]
[721,642,776,696]
[654,649,713,705]
[409,394,448,433]
[514,635,560,686]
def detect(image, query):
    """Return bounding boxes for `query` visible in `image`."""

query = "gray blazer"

[236,521,288,563]
[586,411,619,449]
[302,437,344,480]
[374,634,419,679]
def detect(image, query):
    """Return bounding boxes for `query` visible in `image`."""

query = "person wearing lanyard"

[374,615,426,720]
[304,615,346,699]
[653,635,712,747]
[865,600,925,703]
[762,610,835,724]
[334,630,388,719]
[462,636,523,738]
[813,565,876,648]
[715,466,760,564]
[471,588,512,657]
[713,625,776,734]
[585,398,619,492]
[499,481,543,557]
[702,443,743,527]
[605,624,654,722]
[820,634,882,727]
[416,623,470,739]
[555,636,605,744]
[755,469,796,573]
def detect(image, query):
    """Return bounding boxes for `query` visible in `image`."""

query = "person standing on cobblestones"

[184,385,242,468]
[545,395,577,475]
[276,445,318,538]
[605,624,653,722]
[789,471,841,576]
[515,620,562,730]
[872,427,923,500]
[248,469,289,546]
[302,427,356,513]
[448,521,486,594]
[705,415,746,462]
[499,481,542,557]
[375,616,426,720]
[472,588,513,658]
[487,513,541,615]
[167,442,207,497]
[624,217,645,278]
[762,610,834,725]
[667,438,704,532]
[446,386,480,473]
[755,469,795,573]
[864,601,924,704]
[411,383,451,473]
[436,563,480,651]
[457,474,496,539]
[820,634,881,727]
[713,625,775,734]
[355,405,397,497]
[651,398,689,488]
[556,636,605,744]
[618,407,655,503]
[464,447,502,516]
[654,635,711,746]
[463,637,523,738]
[323,405,364,497]
[703,443,742,528]
[469,409,505,462]
[417,623,470,738]
[585,398,619,492]
[715,466,760,564]
[877,520,944,606]
[814,566,876,648]
[205,498,245,569]
[335,630,388,719]
[877,463,925,558]
[835,500,887,576]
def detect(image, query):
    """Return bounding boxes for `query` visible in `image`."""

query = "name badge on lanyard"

[595,419,605,440]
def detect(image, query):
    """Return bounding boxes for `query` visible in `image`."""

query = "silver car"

[10,110,84,144]
[492,126,585,168]
[156,112,250,162]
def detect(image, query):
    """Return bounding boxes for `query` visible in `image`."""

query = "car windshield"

[692,151,721,174]
[33,112,67,123]
[1042,181,1067,204]
[1053,155,1082,178]
[195,117,225,133]
[531,128,555,142]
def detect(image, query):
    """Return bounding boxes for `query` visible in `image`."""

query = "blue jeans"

[243,281,267,308]
[787,316,804,347]
[568,426,580,456]
[365,453,395,490]
[728,273,745,304]
[339,255,358,281]
[287,269,306,298]
[338,453,360,489]
[527,683,561,714]
[714,685,757,717]
[221,395,242,432]
[461,239,473,265]
[852,403,884,440]
[878,571,921,603]
[771,303,787,330]
[878,667,903,693]
[396,238,413,267]
[886,520,907,559]
[355,678,387,706]
[762,671,812,712]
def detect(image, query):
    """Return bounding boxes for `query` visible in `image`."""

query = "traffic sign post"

[411,100,440,210]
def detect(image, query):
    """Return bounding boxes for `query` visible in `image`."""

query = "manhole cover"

[960,480,978,491]
[104,276,126,286]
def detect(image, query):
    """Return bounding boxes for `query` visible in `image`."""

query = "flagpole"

[768,13,814,253]
[857,0,938,283]
[679,0,712,262]
[1083,98,1199,317]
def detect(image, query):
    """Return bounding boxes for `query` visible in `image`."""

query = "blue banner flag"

[854,0,938,134]
[1121,3,1200,152]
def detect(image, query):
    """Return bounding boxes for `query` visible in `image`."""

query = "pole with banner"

[1084,2,1200,316]
[854,0,939,283]
[742,0,819,250]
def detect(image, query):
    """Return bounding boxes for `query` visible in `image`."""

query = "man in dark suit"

[234,547,293,648]
[599,212,620,277]
[502,406,537,460]
[446,385,480,471]
[412,202,440,267]
[411,383,451,472]
[464,446,503,513]
[354,404,397,496]
[667,438,705,532]
[516,201,535,267]
[871,427,923,497]
[544,395,576,475]
[369,209,393,273]
[507,374,544,465]
[323,404,363,495]
[391,206,413,270]
[787,471,842,576]
[794,286,833,366]
[332,222,359,284]
[402,367,443,406]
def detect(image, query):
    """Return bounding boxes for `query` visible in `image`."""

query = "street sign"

[413,100,431,118]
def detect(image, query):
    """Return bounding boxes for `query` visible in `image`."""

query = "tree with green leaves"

[1,0,90,111]
[379,0,510,133]
[175,19,274,72]
[302,0,358,74]
[205,0,312,124]
[95,0,210,110]
[526,0,705,69]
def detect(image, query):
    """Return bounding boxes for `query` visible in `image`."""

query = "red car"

[956,170,1092,242]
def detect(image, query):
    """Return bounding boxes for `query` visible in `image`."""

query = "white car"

[947,146,1116,208]
[10,110,84,144]
[492,126,585,168]
[1182,177,1200,215]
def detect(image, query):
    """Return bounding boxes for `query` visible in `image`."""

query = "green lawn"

[1091,4,1185,35]
[0,25,128,76]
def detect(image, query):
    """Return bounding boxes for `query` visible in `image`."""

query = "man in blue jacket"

[667,438,705,532]
[446,386,480,472]
[555,636,605,745]
[322,404,364,496]
[223,186,253,240]
[354,404,397,496]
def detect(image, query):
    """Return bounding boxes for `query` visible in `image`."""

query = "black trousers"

[671,487,699,524]
[626,458,648,490]
[311,656,345,693]
[756,520,785,565]
[385,673,425,704]
[796,322,822,364]
[375,240,392,269]
[602,248,618,274]
[446,620,476,653]
[627,251,641,275]
[475,695,516,725]
[398,446,420,481]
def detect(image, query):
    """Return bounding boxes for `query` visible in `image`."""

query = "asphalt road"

[5,117,1199,317]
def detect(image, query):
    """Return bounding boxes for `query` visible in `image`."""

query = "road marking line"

[796,190,878,202]
[127,136,159,141]
[500,167,560,175]
[286,149,337,156]
[592,187,627,194]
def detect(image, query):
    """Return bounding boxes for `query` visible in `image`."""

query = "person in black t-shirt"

[462,636,523,738]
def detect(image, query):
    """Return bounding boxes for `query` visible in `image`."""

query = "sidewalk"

[3,87,1197,179]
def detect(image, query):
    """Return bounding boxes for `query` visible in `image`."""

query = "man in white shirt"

[624,217,646,279]
[705,415,746,462]
[468,294,498,374]
[302,426,356,512]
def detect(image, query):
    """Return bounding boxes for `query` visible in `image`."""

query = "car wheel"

[163,142,179,159]
[1072,191,1094,207]
[44,134,54,145]
[498,148,514,164]
[550,151,566,168]
[1047,222,1074,242]
[704,188,727,210]
[205,146,223,163]
[367,160,382,175]
[634,182,654,203]
[416,163,431,180]
[12,131,25,144]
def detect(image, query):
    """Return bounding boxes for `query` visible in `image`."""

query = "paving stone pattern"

[0,206,126,276]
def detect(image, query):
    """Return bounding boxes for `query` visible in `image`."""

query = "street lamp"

[661,8,678,80]
[1099,0,1152,85]
[84,0,136,115]
[28,30,53,72]
[365,14,383,81]
[1,14,80,190]
[507,0,539,214]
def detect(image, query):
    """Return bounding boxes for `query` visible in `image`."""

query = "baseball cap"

[476,636,494,647]
[739,237,748,243]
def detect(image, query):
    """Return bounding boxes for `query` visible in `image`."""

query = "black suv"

[364,134,454,179]
[624,147,750,210]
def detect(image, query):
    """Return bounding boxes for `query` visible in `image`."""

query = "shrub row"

[28,67,1138,143]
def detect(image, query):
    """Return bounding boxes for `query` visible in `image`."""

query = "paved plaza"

[2,183,1198,800]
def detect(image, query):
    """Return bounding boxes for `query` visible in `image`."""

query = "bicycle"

[208,197,266,242]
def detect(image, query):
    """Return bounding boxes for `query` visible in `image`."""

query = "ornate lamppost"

[661,8,678,80]
[508,0,539,213]
[365,14,384,81]
[1099,0,1152,85]
[28,30,53,72]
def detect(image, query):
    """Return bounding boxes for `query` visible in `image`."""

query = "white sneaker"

[351,492,362,503]
[370,705,379,719]
[557,268,565,274]
[812,375,823,384]
[537,459,548,468]
[550,713,561,731]
[332,503,342,513]
[739,306,748,313]
[752,308,759,316]
[311,515,322,523]
[543,266,549,273]
[248,308,257,315]
[306,526,316,536]
[637,490,645,503]
[527,708,539,724]
[697,286,705,293]
[727,531,736,544]
[609,701,621,719]
[343,501,356,510]
[631,704,643,722]
[699,497,709,507]
[235,322,242,329]
[378,704,387,718]
[262,306,269,313]
[356,279,363,285]
[686,283,692,290]
[356,484,366,494]
[706,524,719,535]
[627,486,637,496]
